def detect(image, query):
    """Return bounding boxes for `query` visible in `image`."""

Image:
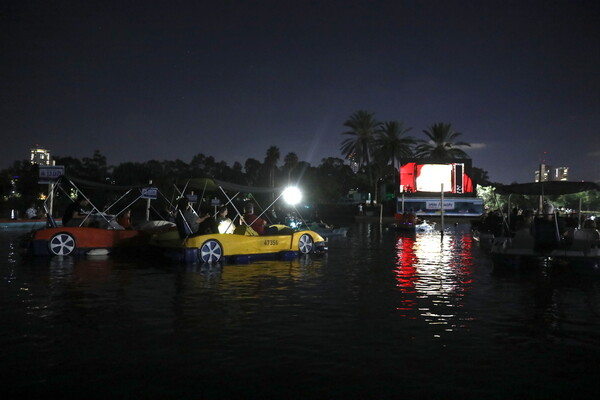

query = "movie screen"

[399,161,473,194]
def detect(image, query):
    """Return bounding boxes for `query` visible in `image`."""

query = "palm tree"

[244,158,262,186]
[283,152,299,183]
[264,146,280,200]
[415,123,471,159]
[374,120,415,199]
[340,110,381,201]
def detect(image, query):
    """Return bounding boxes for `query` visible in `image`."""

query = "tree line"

[0,149,363,217]
[1,110,494,216]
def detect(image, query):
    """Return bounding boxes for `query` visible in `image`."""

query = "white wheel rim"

[200,240,222,263]
[298,234,313,254]
[49,233,75,256]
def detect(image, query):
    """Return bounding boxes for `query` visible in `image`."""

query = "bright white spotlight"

[283,186,302,205]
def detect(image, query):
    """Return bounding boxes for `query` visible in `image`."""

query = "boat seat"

[233,225,259,236]
[175,210,194,239]
[264,224,294,236]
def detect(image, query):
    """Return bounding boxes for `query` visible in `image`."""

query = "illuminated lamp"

[283,187,302,205]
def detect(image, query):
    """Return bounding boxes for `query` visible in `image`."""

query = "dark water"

[1,224,599,399]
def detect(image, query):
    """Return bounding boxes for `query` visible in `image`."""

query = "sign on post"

[141,187,158,200]
[38,165,64,184]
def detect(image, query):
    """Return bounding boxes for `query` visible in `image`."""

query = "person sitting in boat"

[197,207,218,235]
[215,206,234,234]
[285,211,301,229]
[511,219,535,249]
[240,202,266,235]
[62,195,91,227]
[405,210,418,225]
[396,209,420,227]
[509,209,533,236]
[25,203,39,219]
[533,203,566,253]
[480,210,504,237]
[177,198,212,235]
[576,219,600,245]
[561,213,579,245]
[116,208,134,230]
[267,207,280,224]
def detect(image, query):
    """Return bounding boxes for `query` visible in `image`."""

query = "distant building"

[30,147,51,165]
[534,163,569,182]
[555,166,569,181]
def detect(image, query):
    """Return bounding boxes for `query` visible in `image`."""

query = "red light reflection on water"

[393,231,475,327]
[453,233,475,286]
[395,234,418,290]
[394,233,418,318]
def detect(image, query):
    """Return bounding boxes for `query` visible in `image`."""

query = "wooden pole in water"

[401,193,404,213]
[440,183,444,234]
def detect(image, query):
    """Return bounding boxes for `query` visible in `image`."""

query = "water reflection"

[30,253,326,297]
[2,227,600,398]
[44,255,119,285]
[394,230,474,332]
[183,254,326,289]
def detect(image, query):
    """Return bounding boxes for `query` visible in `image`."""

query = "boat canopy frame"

[45,175,166,228]
[171,178,308,231]
[494,180,600,230]
[494,181,600,196]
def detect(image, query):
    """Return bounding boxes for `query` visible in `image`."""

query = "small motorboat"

[414,220,436,232]
[394,212,436,232]
[490,180,600,269]
[490,232,600,269]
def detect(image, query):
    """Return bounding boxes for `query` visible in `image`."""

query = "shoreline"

[354,215,478,225]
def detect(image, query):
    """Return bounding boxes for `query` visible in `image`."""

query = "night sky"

[2,0,598,184]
